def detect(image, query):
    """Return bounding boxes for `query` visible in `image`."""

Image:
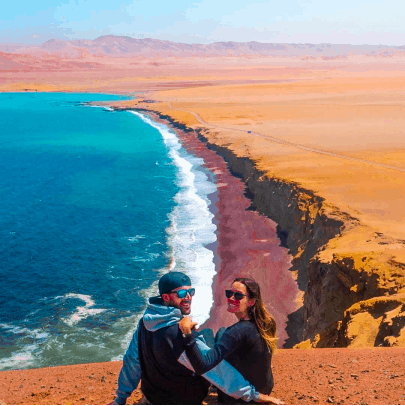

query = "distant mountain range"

[1,35,404,58]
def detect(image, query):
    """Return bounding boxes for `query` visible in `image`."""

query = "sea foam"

[62,293,106,326]
[130,112,217,327]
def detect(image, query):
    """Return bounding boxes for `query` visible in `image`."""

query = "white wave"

[88,105,114,111]
[0,323,50,370]
[0,322,49,340]
[126,235,145,243]
[0,345,37,370]
[62,293,106,326]
[131,112,218,327]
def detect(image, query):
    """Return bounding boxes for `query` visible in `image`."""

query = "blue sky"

[2,0,405,45]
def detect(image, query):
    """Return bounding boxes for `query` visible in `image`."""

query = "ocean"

[0,92,217,371]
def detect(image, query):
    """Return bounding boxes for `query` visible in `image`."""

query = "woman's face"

[226,281,255,318]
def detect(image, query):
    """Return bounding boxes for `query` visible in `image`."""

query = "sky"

[2,0,405,46]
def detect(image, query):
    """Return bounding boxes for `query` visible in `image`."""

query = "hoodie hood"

[143,295,182,332]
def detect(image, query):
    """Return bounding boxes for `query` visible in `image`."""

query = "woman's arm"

[179,317,242,375]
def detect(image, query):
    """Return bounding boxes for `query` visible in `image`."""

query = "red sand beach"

[143,112,299,345]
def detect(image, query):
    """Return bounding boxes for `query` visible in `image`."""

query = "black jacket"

[138,317,209,404]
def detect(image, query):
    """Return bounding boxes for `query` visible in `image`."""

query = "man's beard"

[169,298,191,315]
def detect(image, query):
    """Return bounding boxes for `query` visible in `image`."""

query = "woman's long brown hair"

[234,277,278,353]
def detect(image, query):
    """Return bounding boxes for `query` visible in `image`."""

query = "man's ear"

[161,293,170,303]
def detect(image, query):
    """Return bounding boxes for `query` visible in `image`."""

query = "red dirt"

[1,348,404,405]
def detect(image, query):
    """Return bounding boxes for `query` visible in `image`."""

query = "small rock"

[329,364,337,368]
[80,397,86,401]
[101,375,106,383]
[361,370,369,373]
[327,396,334,403]
[328,380,334,384]
[319,364,323,368]
[390,374,399,379]
[350,374,358,379]
[40,385,45,389]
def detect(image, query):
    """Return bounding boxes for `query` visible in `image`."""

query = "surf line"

[128,111,218,327]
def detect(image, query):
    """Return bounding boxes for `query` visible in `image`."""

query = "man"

[112,271,261,405]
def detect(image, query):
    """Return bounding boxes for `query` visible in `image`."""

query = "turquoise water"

[0,93,217,370]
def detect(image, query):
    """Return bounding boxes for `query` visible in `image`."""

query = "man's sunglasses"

[170,288,196,299]
[225,290,247,301]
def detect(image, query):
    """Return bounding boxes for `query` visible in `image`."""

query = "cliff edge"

[115,92,405,348]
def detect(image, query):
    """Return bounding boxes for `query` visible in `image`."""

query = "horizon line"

[0,35,404,48]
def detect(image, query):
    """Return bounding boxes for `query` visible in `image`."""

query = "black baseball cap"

[159,272,191,295]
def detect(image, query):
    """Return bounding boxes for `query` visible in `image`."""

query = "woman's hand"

[257,394,285,405]
[178,316,198,336]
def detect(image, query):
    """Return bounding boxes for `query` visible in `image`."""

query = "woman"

[179,277,282,405]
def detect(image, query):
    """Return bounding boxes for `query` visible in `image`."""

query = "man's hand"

[257,394,285,404]
[179,316,198,335]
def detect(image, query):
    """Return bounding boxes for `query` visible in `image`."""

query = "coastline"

[138,110,299,345]
[119,81,405,349]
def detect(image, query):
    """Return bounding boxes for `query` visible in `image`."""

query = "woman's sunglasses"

[170,288,196,299]
[225,289,246,301]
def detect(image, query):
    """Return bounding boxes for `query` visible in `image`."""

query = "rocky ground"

[1,348,404,405]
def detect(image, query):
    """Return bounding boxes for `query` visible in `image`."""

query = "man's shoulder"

[155,322,181,339]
